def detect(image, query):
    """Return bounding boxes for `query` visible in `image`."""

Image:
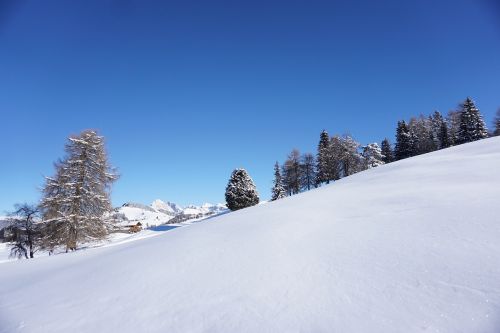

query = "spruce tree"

[457,97,488,144]
[430,111,450,149]
[438,121,450,149]
[39,130,119,252]
[328,135,343,180]
[493,109,500,137]
[395,120,412,160]
[271,162,286,201]
[225,168,259,211]
[408,116,435,155]
[315,130,331,185]
[446,110,461,145]
[362,143,384,169]
[339,135,363,176]
[381,138,393,163]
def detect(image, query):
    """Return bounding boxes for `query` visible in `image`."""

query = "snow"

[1,137,500,332]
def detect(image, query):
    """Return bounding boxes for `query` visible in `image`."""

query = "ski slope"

[1,137,499,333]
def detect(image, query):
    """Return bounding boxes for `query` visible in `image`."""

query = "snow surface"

[1,137,500,332]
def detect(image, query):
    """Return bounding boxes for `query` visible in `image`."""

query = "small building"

[126,222,142,233]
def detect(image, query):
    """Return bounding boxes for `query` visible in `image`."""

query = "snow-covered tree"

[282,149,301,195]
[300,153,316,191]
[430,111,450,149]
[362,143,385,169]
[271,162,286,201]
[39,130,119,252]
[225,168,259,211]
[395,120,412,160]
[493,109,500,137]
[339,135,363,176]
[328,135,344,180]
[7,204,40,259]
[446,110,461,145]
[457,97,488,144]
[315,130,331,185]
[381,138,393,163]
[408,115,436,155]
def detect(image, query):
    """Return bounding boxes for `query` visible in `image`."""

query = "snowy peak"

[114,200,227,227]
[151,199,183,215]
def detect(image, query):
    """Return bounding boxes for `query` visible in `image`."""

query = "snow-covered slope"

[1,138,500,333]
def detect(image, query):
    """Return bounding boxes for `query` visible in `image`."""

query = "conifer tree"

[395,120,412,160]
[408,116,435,155]
[271,162,286,201]
[328,135,344,180]
[339,135,363,176]
[446,110,461,145]
[408,128,419,157]
[315,130,331,185]
[493,109,500,137]
[39,130,119,252]
[457,97,488,144]
[225,168,259,211]
[381,138,393,163]
[362,143,385,169]
[430,111,450,149]
[438,121,450,149]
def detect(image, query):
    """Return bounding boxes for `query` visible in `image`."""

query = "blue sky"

[1,0,499,212]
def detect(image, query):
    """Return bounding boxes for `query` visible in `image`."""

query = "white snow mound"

[1,137,499,333]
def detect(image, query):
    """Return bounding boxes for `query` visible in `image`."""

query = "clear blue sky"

[1,0,499,212]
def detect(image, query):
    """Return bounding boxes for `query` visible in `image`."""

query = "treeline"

[4,130,118,259]
[272,97,498,200]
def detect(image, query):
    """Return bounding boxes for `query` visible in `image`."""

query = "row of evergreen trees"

[272,97,498,201]
[393,98,490,160]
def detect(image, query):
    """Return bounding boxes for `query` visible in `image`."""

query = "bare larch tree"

[39,130,118,252]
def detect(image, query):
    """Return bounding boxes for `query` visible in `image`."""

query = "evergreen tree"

[493,109,500,137]
[457,97,488,144]
[271,162,286,201]
[300,153,316,191]
[408,127,419,157]
[39,130,119,252]
[362,143,385,169]
[446,110,461,145]
[315,130,331,185]
[328,135,344,180]
[395,120,412,160]
[225,168,259,211]
[339,135,363,176]
[430,111,450,149]
[408,115,436,155]
[381,138,393,163]
[438,121,450,149]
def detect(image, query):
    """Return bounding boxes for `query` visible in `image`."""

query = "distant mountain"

[113,200,227,227]
[151,199,183,215]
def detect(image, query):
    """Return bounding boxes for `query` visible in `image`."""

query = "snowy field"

[0,137,499,332]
